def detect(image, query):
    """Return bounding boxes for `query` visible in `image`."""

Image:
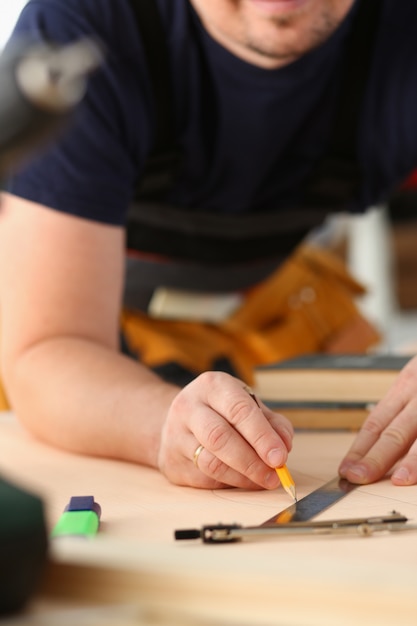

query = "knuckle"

[205,454,228,480]
[199,370,224,388]
[168,389,189,416]
[205,422,231,453]
[380,426,408,451]
[250,429,272,451]
[229,399,251,424]
[228,397,254,428]
[368,453,386,470]
[241,455,262,479]
[361,417,383,436]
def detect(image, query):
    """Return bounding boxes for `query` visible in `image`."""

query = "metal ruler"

[261,476,356,525]
[174,477,413,543]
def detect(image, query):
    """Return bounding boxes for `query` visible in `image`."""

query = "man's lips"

[248,0,310,16]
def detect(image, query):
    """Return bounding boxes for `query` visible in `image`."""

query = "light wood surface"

[1,411,417,625]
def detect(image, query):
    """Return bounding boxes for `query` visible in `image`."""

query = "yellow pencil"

[275,465,297,502]
[243,386,297,503]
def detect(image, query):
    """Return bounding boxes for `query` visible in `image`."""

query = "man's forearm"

[5,337,179,466]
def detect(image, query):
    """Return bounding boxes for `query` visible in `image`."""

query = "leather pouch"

[122,245,381,385]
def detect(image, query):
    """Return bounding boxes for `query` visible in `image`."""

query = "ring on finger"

[193,444,205,469]
[243,384,260,407]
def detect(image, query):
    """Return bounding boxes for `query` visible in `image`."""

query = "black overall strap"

[127,0,181,197]
[305,0,382,207]
[126,0,382,263]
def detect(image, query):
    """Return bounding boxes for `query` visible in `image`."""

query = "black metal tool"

[175,511,410,543]
[174,476,415,543]
[0,36,103,174]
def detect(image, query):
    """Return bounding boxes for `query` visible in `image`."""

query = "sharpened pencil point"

[275,465,297,503]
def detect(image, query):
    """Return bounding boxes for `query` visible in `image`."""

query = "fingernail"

[267,448,285,467]
[348,464,368,481]
[392,467,410,483]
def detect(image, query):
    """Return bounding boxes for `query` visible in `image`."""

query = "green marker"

[51,496,101,538]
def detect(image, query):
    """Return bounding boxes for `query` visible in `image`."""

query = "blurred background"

[0,0,27,49]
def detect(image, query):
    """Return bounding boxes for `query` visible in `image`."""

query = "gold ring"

[243,384,260,407]
[193,444,205,469]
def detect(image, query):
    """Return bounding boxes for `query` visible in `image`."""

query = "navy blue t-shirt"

[5,0,417,229]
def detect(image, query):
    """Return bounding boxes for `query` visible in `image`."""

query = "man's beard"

[241,13,337,63]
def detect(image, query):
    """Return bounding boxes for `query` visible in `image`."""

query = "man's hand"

[339,354,417,485]
[158,371,293,489]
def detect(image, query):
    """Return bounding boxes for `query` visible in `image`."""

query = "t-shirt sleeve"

[4,0,154,226]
